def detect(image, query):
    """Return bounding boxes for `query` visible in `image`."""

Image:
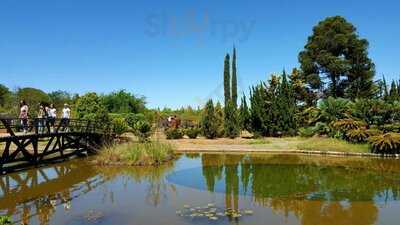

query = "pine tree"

[201,99,218,139]
[224,100,240,138]
[289,68,315,107]
[231,47,238,107]
[223,54,231,106]
[299,16,375,99]
[249,82,269,136]
[239,94,251,132]
[389,80,399,102]
[276,70,297,135]
[249,73,297,137]
[215,102,225,138]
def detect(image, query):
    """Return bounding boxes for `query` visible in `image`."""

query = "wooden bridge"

[0,117,112,174]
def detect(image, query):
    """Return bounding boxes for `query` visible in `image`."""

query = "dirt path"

[162,137,301,152]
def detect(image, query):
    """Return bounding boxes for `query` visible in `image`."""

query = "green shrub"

[201,100,218,139]
[318,97,351,123]
[133,120,153,142]
[332,119,366,133]
[0,216,11,225]
[185,127,201,139]
[215,102,225,138]
[125,113,146,128]
[298,127,316,137]
[111,117,128,137]
[346,128,369,143]
[313,122,331,136]
[369,133,400,154]
[165,128,184,139]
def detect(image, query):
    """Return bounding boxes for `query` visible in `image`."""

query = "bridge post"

[0,119,16,137]
[34,118,39,135]
[32,136,38,166]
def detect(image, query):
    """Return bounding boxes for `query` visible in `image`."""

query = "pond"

[1,153,400,225]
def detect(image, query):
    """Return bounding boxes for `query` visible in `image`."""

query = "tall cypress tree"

[223,54,231,106]
[231,47,238,107]
[389,80,399,102]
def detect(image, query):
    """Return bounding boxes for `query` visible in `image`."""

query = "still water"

[1,153,400,225]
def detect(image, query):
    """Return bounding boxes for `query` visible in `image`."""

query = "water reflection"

[0,159,176,225]
[1,154,400,225]
[95,162,177,207]
[0,161,102,225]
[169,154,400,225]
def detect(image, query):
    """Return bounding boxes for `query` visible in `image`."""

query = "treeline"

[198,16,400,154]
[0,86,146,117]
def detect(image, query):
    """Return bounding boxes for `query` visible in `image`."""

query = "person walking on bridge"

[19,100,29,134]
[61,103,71,132]
[48,104,57,132]
[37,104,46,134]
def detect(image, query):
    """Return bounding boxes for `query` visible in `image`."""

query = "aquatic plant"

[93,141,175,166]
[176,203,254,222]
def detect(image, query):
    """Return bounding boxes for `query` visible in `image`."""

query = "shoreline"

[174,148,400,158]
[160,136,399,159]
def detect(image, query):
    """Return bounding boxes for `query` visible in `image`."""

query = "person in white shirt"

[49,104,57,132]
[61,104,71,131]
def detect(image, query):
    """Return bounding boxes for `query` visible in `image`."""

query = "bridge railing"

[0,117,109,136]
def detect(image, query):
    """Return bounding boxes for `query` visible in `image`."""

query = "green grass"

[93,141,176,166]
[296,137,370,153]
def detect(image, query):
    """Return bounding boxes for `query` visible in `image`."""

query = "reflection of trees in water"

[263,198,378,225]
[200,154,400,225]
[0,160,99,225]
[202,154,224,192]
[0,159,176,225]
[96,160,177,207]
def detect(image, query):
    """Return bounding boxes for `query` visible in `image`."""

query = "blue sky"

[0,0,399,108]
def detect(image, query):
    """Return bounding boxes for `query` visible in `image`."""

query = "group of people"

[19,100,71,134]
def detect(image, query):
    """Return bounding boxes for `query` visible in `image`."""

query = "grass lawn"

[296,137,370,153]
